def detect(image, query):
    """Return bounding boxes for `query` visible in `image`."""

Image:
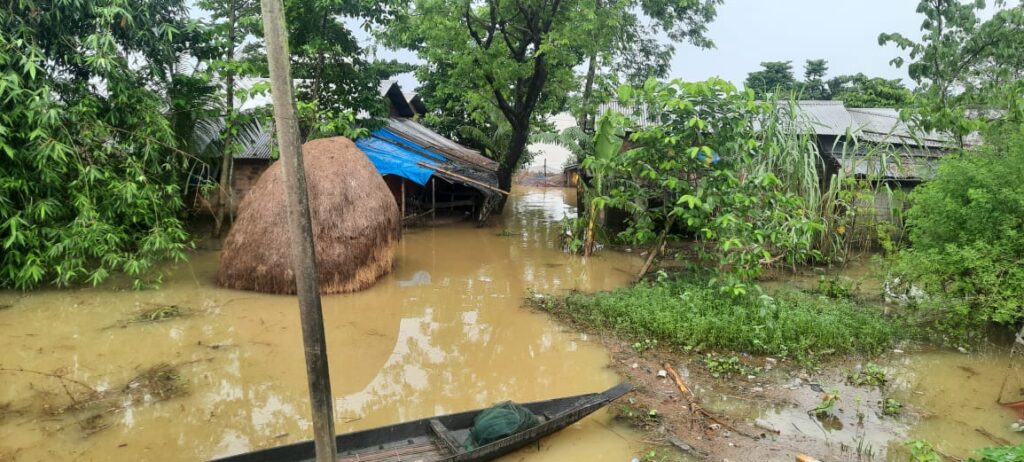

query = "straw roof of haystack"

[217,137,399,294]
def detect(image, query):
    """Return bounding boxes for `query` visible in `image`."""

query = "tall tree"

[0,0,196,288]
[745,61,797,98]
[576,0,721,131]
[880,0,1024,145]
[386,0,581,206]
[801,59,830,99]
[197,0,262,237]
[389,1,719,208]
[243,0,409,138]
[828,73,913,108]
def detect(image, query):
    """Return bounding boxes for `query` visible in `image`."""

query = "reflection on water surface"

[0,187,643,461]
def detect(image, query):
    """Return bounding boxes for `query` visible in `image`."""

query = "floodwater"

[0,187,645,462]
[717,254,1023,461]
[888,349,1023,458]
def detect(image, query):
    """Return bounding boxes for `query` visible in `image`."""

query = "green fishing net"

[466,401,539,448]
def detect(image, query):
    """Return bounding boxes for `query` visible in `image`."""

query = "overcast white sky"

[669,0,925,85]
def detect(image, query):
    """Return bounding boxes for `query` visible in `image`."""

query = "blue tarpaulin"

[355,132,440,186]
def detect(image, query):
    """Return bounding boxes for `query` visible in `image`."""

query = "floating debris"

[134,305,186,323]
[105,304,189,329]
[1,360,203,437]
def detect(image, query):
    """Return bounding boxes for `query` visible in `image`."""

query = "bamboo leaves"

[0,0,192,289]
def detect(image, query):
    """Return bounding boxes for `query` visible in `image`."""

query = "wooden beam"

[428,419,461,454]
[417,162,509,196]
[259,1,337,461]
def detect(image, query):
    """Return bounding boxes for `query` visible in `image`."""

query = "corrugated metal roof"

[384,118,499,172]
[788,100,858,136]
[378,80,397,96]
[847,108,953,148]
[595,101,655,129]
[236,125,274,159]
[838,155,939,180]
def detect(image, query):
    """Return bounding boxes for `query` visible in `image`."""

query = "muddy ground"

[543,312,928,462]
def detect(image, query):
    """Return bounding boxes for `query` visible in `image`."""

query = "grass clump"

[847,363,888,387]
[701,354,761,378]
[541,281,902,363]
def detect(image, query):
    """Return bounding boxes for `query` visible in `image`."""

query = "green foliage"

[573,0,721,131]
[828,73,913,108]
[0,0,193,289]
[385,0,582,194]
[906,440,943,462]
[847,363,888,387]
[631,338,659,354]
[880,1,1024,145]
[907,441,1024,462]
[277,0,403,134]
[890,126,1024,338]
[968,444,1024,462]
[754,98,911,260]
[802,59,830,100]
[609,80,823,291]
[811,390,840,417]
[815,276,858,299]
[881,397,902,416]
[701,354,761,379]
[745,61,798,98]
[538,280,902,363]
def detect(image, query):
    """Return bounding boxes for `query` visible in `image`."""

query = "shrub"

[606,80,823,294]
[890,125,1024,339]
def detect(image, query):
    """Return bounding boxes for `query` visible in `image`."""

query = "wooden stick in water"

[260,1,337,460]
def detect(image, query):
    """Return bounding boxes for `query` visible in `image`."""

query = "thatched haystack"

[217,137,400,294]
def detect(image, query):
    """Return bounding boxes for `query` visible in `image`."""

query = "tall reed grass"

[753,96,911,262]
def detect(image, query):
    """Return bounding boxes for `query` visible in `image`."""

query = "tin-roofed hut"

[217,137,399,294]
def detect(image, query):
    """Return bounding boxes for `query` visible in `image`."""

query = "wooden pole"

[400,181,406,220]
[431,177,436,220]
[259,1,337,461]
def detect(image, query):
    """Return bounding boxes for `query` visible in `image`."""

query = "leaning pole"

[259,1,338,461]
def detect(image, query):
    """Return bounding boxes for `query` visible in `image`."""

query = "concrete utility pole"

[259,1,337,461]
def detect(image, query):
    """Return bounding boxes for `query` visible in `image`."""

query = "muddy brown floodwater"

[0,187,646,462]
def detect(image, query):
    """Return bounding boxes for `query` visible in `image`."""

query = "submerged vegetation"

[0,361,193,436]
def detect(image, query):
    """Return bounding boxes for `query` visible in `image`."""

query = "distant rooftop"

[594,99,977,149]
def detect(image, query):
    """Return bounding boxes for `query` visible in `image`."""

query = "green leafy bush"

[0,0,193,289]
[891,125,1024,338]
[702,354,761,378]
[606,79,823,294]
[969,443,1024,461]
[847,363,888,387]
[539,280,901,363]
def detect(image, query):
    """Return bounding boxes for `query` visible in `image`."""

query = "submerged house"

[355,116,504,222]
[229,80,503,223]
[583,99,972,229]
[785,101,976,222]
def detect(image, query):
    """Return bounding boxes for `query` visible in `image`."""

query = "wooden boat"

[212,383,633,462]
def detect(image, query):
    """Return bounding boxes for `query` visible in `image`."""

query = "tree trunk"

[580,0,602,132]
[495,120,530,211]
[260,1,337,461]
[213,0,237,238]
[581,52,598,132]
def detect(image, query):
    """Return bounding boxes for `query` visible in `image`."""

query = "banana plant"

[581,112,626,256]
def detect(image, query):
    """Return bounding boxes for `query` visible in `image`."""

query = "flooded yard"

[0,187,644,461]
[1,187,1022,462]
